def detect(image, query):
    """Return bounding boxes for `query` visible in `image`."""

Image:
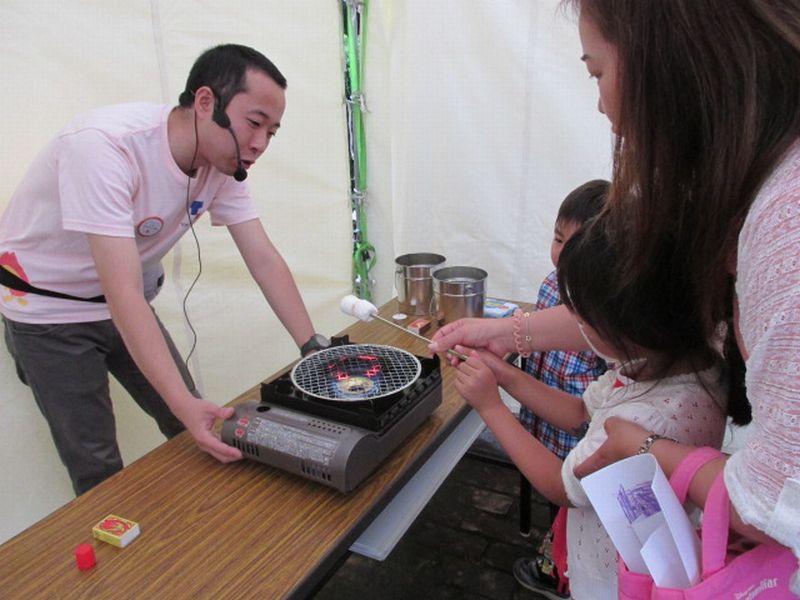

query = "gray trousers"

[3,313,193,495]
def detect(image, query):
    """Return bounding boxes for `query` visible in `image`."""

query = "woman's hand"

[430,317,515,366]
[572,416,648,478]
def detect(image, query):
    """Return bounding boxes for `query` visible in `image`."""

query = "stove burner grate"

[290,344,421,402]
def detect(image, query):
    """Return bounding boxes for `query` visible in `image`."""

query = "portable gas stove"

[221,337,442,492]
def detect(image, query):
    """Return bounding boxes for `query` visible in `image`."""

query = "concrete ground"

[313,453,556,600]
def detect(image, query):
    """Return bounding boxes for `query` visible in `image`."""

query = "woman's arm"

[430,305,591,366]
[573,417,779,544]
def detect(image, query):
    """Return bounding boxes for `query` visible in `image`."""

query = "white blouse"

[562,365,728,599]
[727,140,800,590]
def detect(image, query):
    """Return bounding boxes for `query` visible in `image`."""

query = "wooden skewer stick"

[340,295,468,361]
[370,313,469,361]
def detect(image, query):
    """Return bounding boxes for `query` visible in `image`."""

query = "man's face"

[205,69,286,177]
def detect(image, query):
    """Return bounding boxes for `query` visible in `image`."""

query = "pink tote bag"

[618,447,798,600]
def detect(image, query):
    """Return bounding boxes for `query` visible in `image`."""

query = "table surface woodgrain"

[0,299,523,600]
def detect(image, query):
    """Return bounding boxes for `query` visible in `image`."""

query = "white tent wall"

[370,1,613,303]
[0,0,612,545]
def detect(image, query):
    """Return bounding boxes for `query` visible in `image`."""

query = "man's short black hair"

[557,179,609,226]
[178,44,287,110]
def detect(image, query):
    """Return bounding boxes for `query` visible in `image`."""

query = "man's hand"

[172,397,243,462]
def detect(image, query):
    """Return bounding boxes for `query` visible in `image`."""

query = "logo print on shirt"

[0,252,30,306]
[181,199,206,227]
[136,217,163,237]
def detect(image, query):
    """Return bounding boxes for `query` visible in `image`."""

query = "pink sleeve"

[58,129,138,237]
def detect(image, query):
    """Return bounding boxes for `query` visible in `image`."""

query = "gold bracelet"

[637,433,676,455]
[524,310,533,353]
[511,309,531,358]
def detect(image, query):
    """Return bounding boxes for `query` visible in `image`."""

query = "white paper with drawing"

[580,453,701,589]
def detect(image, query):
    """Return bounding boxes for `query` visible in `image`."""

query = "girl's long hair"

[559,217,750,422]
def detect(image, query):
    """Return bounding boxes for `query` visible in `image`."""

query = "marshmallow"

[340,295,378,322]
[353,298,378,321]
[340,294,360,317]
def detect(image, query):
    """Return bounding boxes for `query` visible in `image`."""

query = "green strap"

[342,0,374,300]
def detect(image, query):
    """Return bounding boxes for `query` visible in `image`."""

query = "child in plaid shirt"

[523,180,609,456]
[517,180,609,597]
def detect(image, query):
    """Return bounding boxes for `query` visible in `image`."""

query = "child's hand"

[454,348,503,413]
[469,347,518,387]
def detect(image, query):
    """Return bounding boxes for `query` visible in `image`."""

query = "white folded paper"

[581,453,702,589]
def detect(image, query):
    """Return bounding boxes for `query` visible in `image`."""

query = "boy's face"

[550,219,580,268]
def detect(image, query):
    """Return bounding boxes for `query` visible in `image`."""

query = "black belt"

[0,267,164,304]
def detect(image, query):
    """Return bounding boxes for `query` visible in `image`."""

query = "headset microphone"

[212,106,248,182]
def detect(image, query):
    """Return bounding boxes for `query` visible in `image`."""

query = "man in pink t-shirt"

[0,44,329,494]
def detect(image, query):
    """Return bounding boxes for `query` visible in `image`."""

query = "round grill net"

[291,344,421,401]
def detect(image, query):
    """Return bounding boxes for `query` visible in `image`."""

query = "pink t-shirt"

[0,103,258,323]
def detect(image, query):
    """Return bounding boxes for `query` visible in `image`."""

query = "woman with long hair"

[431,1,800,590]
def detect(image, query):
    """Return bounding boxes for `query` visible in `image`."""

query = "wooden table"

[0,299,505,599]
